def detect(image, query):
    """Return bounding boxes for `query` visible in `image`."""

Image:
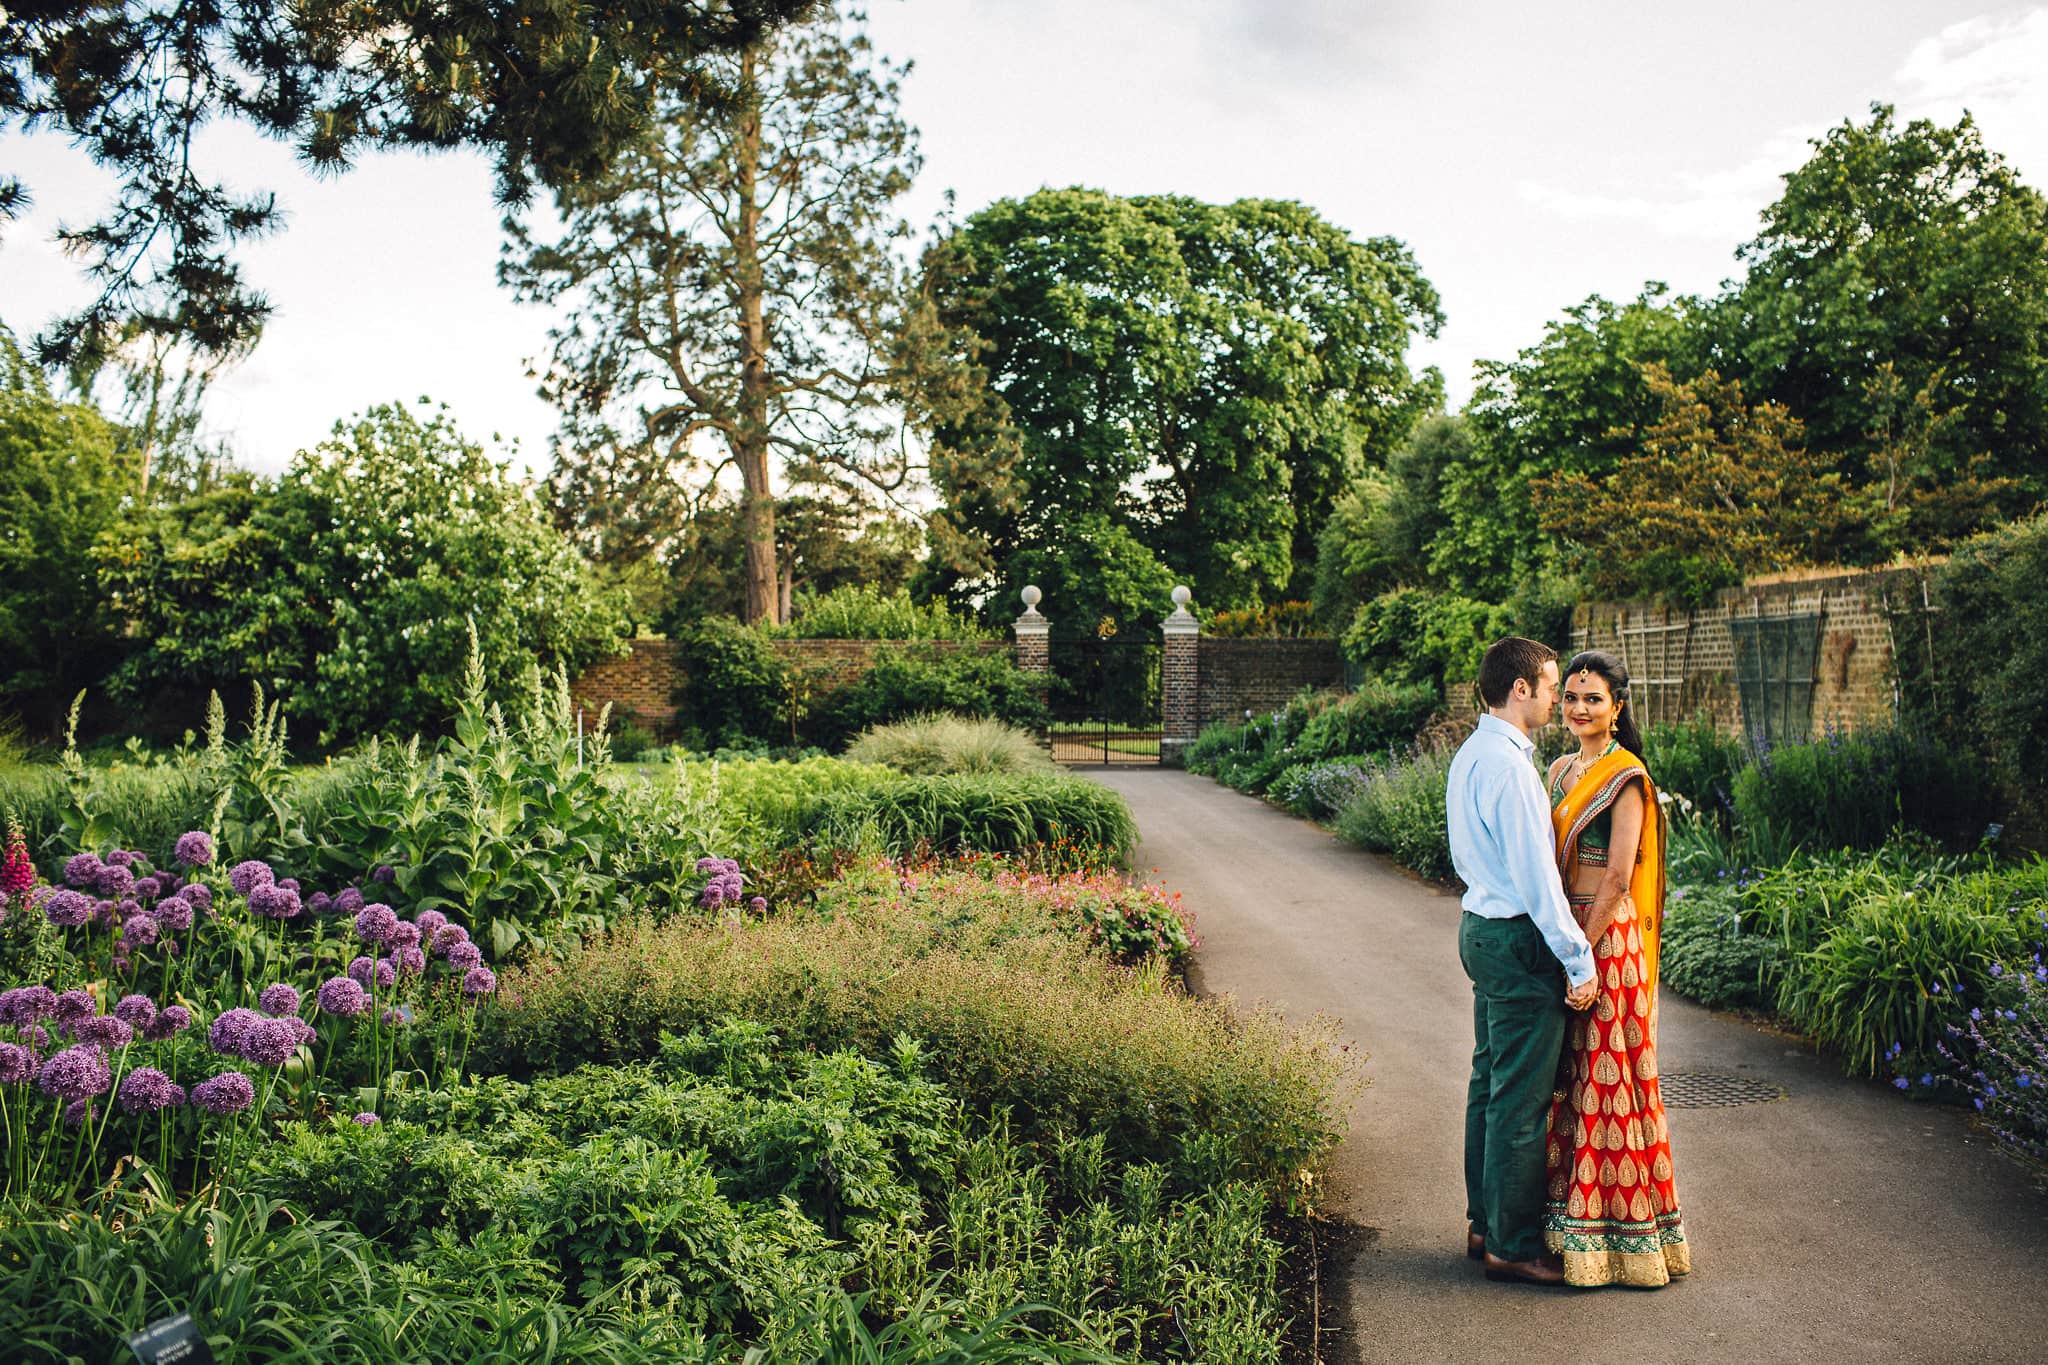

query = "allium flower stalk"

[354,903,398,945]
[113,994,158,1031]
[157,896,195,932]
[247,883,302,920]
[461,967,497,998]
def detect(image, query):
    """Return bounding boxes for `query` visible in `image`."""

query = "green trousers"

[1459,911,1568,1264]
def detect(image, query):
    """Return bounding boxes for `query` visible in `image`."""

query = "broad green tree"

[922,189,1441,623]
[4,0,814,371]
[1722,104,2048,505]
[505,5,943,625]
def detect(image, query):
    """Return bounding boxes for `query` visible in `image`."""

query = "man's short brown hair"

[1478,637,1557,708]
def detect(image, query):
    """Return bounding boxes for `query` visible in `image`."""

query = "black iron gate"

[1049,635,1162,765]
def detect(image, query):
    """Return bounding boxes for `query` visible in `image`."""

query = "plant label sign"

[125,1312,216,1364]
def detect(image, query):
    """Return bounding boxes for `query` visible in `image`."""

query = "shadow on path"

[1091,768,2048,1364]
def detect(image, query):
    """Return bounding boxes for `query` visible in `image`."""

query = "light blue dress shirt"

[1446,714,1595,988]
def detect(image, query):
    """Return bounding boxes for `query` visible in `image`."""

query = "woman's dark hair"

[1563,650,1644,760]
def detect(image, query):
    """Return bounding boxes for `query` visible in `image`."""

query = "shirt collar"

[1476,713,1535,754]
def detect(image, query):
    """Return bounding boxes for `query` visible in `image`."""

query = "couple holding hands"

[1449,637,1691,1289]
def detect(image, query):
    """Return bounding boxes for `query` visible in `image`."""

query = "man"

[1448,637,1597,1287]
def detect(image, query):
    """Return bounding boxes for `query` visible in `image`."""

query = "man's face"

[1520,660,1560,727]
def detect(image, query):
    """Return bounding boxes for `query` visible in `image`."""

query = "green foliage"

[1294,680,1439,764]
[844,715,1052,776]
[1732,725,2001,854]
[813,649,1050,752]
[1341,587,1511,696]
[96,401,629,746]
[1657,885,1783,1011]
[1641,716,1747,823]
[1203,602,1322,638]
[924,188,1443,617]
[654,492,924,630]
[673,617,796,750]
[0,326,136,731]
[802,773,1136,870]
[778,587,993,641]
[1333,748,1456,881]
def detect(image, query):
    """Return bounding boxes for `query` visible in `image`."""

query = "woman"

[1541,650,1690,1288]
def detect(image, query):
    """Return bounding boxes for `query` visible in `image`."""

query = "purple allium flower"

[0,1042,38,1083]
[42,889,92,928]
[0,985,56,1026]
[278,878,299,894]
[334,887,364,915]
[386,921,421,950]
[183,883,212,912]
[191,1071,254,1116]
[131,875,162,902]
[118,1066,184,1114]
[354,903,397,945]
[431,924,470,956]
[380,1006,410,1027]
[114,994,158,1031]
[414,909,447,939]
[347,955,395,989]
[239,1016,305,1067]
[748,896,768,914]
[143,1005,193,1042]
[63,853,103,887]
[249,883,302,919]
[228,860,274,896]
[95,863,135,898]
[106,849,137,869]
[371,864,395,884]
[351,1111,380,1126]
[157,896,194,932]
[446,941,484,971]
[52,990,95,1027]
[24,1024,50,1049]
[174,831,215,867]
[461,967,497,998]
[317,976,368,1018]
[119,912,160,949]
[73,1014,133,1048]
[307,891,332,915]
[111,953,132,975]
[64,1097,96,1126]
[258,983,300,1017]
[37,1044,112,1101]
[90,898,117,928]
[208,1007,261,1057]
[392,945,427,978]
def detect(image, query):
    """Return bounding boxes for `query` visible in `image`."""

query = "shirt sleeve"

[1490,763,1596,987]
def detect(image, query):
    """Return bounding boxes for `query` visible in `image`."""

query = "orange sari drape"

[1550,750,1667,988]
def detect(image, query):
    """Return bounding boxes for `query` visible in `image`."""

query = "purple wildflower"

[247,883,301,920]
[239,1016,307,1067]
[174,831,215,867]
[257,983,301,1017]
[73,1014,133,1048]
[209,1007,261,1057]
[386,920,421,950]
[42,889,92,928]
[132,875,162,902]
[351,1111,380,1126]
[380,1006,410,1026]
[183,883,212,912]
[446,941,484,971]
[118,1067,185,1115]
[143,1006,193,1041]
[347,955,396,989]
[278,878,300,894]
[64,1098,96,1126]
[431,923,470,956]
[415,910,447,939]
[461,967,497,998]
[228,860,274,896]
[0,985,56,1026]
[316,976,368,1018]
[371,864,395,884]
[63,853,103,887]
[157,896,194,932]
[114,994,158,1031]
[119,912,160,949]
[334,887,364,915]
[306,891,332,915]
[0,1042,37,1083]
[52,990,95,1027]
[95,863,134,898]
[748,896,768,914]
[191,1071,254,1116]
[354,903,397,945]
[106,849,137,869]
[392,945,427,977]
[37,1045,112,1101]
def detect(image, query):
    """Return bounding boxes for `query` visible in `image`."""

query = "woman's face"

[1562,668,1621,742]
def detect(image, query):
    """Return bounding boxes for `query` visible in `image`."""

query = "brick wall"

[570,636,1007,738]
[1194,637,1345,727]
[1570,566,1935,740]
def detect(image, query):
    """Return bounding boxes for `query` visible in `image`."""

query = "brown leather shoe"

[1483,1251,1568,1286]
[1466,1226,1485,1261]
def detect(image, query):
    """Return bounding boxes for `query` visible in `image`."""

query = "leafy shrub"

[775,586,993,641]
[1732,724,2001,853]
[812,648,1049,751]
[1269,758,1383,821]
[1657,884,1783,1011]
[1293,678,1438,763]
[1642,715,1746,823]
[673,616,793,750]
[477,873,1345,1194]
[844,714,1052,776]
[1341,587,1508,695]
[1204,601,1321,638]
[661,755,896,860]
[1333,748,1455,881]
[801,772,1136,870]
[1935,943,2048,1163]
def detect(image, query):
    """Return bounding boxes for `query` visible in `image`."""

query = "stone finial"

[1163,584,1198,636]
[1014,584,1049,641]
[1021,584,1042,611]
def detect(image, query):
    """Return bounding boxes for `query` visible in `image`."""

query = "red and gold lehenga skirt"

[1544,751,1690,1288]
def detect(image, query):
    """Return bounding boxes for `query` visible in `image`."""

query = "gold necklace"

[1568,738,1615,784]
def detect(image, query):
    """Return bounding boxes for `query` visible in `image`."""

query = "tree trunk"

[733,45,779,625]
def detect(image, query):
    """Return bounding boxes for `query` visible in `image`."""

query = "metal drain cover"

[1659,1072,1786,1108]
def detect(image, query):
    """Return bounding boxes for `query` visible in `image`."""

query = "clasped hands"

[1565,976,1597,1011]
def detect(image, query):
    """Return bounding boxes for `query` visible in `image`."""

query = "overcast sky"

[5,1,2046,476]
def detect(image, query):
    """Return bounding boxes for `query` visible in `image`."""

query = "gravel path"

[1091,767,2048,1365]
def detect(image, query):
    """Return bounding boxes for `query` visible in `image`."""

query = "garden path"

[1091,768,2048,1365]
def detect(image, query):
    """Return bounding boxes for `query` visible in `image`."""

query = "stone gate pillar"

[1013,586,1051,749]
[1161,585,1199,767]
